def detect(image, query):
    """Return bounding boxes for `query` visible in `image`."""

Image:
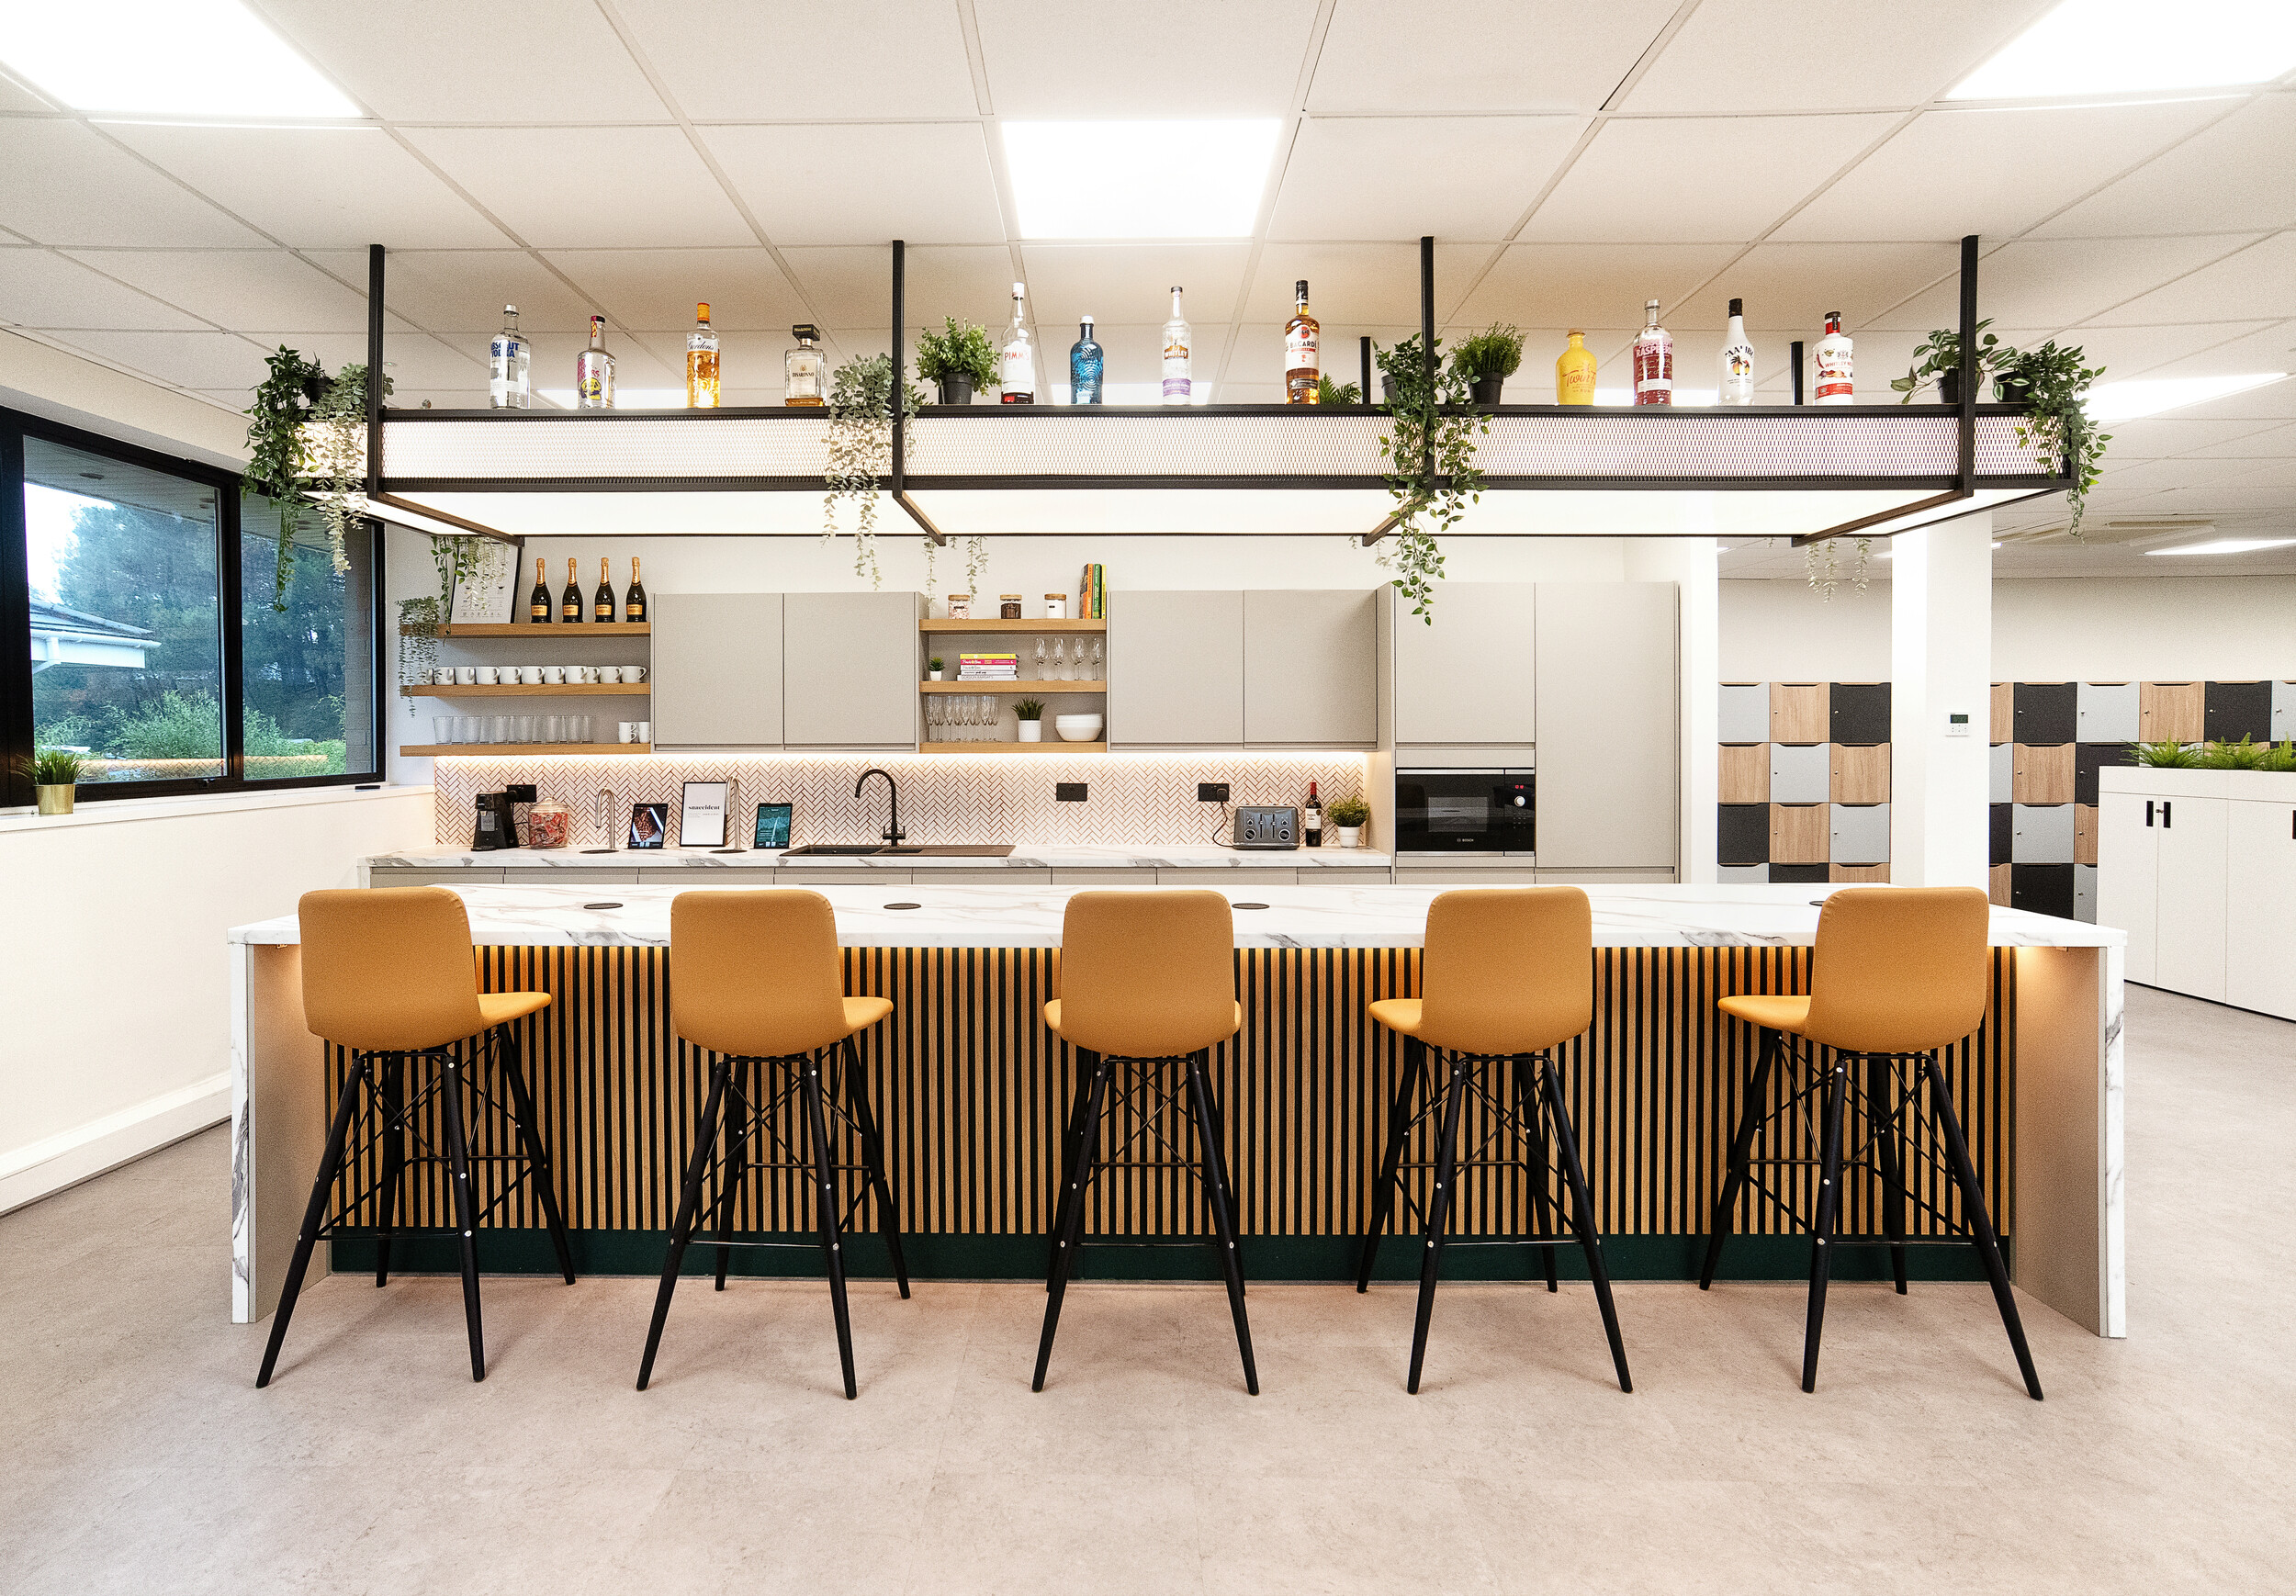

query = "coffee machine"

[471,784,537,850]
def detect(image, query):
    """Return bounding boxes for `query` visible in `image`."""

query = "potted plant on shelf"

[928,656,945,681]
[20,747,85,815]
[1326,793,1370,848]
[916,316,998,406]
[1450,325,1523,406]
[1014,697,1045,743]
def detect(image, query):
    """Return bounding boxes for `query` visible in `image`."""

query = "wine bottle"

[625,556,647,624]
[560,557,583,624]
[1814,311,1854,405]
[593,556,616,623]
[1304,781,1323,849]
[529,557,550,623]
[1718,298,1756,406]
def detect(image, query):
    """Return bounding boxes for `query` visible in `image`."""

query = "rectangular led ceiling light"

[2088,372,2289,421]
[1003,120,1280,238]
[0,0,361,118]
[1948,0,2296,98]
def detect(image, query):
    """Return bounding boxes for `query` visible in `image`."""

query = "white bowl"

[1053,714,1104,742]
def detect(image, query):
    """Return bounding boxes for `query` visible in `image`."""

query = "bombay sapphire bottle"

[1069,315,1104,404]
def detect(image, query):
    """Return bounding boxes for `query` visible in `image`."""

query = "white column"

[1889,512,1992,888]
[1626,532,1719,883]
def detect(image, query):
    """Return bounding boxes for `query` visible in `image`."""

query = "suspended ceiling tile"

[60,249,379,334]
[1233,242,1487,324]
[1774,100,2232,242]
[781,244,1014,330]
[700,124,1006,246]
[401,127,753,250]
[245,330,486,390]
[0,120,262,247]
[974,0,1315,117]
[1868,235,2267,334]
[617,0,979,118]
[2086,233,2296,327]
[1522,114,1898,243]
[1267,117,1585,242]
[539,249,808,332]
[1617,0,2053,113]
[2181,421,2296,458]
[2058,320,2279,380]
[97,124,509,252]
[51,329,271,390]
[1309,0,1677,113]
[1673,242,1961,333]
[1448,243,1739,328]
[0,248,208,331]
[2034,94,2296,240]
[1019,244,1253,332]
[309,249,595,332]
[259,0,669,122]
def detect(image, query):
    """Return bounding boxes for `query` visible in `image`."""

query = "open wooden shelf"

[920,618,1105,634]
[921,680,1105,694]
[400,683,650,697]
[917,741,1106,755]
[400,622,652,636]
[400,743,649,756]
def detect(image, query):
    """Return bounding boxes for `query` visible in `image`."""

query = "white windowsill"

[0,781,433,836]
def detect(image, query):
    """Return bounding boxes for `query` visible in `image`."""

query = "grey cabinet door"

[1109,590,1244,747]
[1533,582,1679,870]
[1243,590,1376,747]
[1392,582,1536,747]
[652,592,783,747]
[782,592,919,747]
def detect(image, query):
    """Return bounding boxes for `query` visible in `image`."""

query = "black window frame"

[1,404,387,808]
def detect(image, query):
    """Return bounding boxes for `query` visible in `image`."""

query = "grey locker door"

[782,592,919,747]
[1533,582,1679,871]
[1391,582,1536,747]
[1108,590,1244,747]
[651,592,783,747]
[1243,589,1377,747]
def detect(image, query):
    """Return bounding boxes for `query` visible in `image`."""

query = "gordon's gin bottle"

[1814,311,1853,405]
[1633,298,1671,406]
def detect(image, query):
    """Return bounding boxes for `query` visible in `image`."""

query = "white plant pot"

[1335,826,1361,849]
[1018,721,1042,742]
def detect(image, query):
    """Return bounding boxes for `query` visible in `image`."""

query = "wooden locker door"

[2094,791,2158,984]
[2225,800,2296,1019]
[2154,794,2227,1001]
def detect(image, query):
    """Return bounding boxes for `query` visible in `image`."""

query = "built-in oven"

[1395,769,1535,857]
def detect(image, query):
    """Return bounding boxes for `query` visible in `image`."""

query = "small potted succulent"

[1451,324,1523,406]
[21,747,86,815]
[1326,793,1370,848]
[916,316,998,406]
[1013,697,1045,743]
[928,656,945,681]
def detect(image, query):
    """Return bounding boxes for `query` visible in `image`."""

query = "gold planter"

[36,783,75,815]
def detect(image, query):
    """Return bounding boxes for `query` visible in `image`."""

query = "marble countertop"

[366,842,1396,871]
[235,882,2124,950]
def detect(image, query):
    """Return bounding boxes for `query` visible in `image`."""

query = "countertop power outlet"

[1199,782,1231,803]
[1055,782,1087,802]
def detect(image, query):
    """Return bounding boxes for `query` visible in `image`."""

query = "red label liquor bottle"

[1814,311,1853,405]
[1633,299,1672,405]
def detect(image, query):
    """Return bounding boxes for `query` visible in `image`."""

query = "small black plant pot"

[1469,377,1507,406]
[936,376,975,405]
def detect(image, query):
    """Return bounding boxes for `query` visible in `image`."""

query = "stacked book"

[1075,564,1107,620]
[958,652,1019,680]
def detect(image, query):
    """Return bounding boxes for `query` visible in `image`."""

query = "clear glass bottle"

[1556,329,1595,405]
[1069,315,1103,405]
[1633,299,1672,406]
[1162,287,1191,405]
[686,301,720,409]
[1815,310,1854,405]
[1718,298,1756,406]
[489,304,530,409]
[575,314,614,409]
[783,322,825,407]
[999,283,1036,403]
[1284,279,1320,403]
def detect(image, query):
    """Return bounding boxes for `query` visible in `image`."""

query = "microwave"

[1395,769,1535,856]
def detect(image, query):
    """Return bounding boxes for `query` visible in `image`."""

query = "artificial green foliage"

[1375,333,1486,624]
[1450,324,1524,383]
[1013,698,1045,721]
[1315,375,1363,406]
[1324,794,1371,827]
[2133,739,2199,767]
[915,317,999,390]
[825,354,927,588]
[20,747,84,786]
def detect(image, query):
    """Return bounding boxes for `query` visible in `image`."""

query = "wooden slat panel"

[1718,744,1770,804]
[1829,742,1890,804]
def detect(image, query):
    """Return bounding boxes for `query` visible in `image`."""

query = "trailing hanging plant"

[823,353,923,588]
[1374,333,1485,623]
[1998,340,2109,534]
[242,345,330,608]
[308,362,391,579]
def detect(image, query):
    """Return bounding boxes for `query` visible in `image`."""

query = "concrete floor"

[3,984,2291,1594]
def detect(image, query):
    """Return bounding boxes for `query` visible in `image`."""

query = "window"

[3,408,383,804]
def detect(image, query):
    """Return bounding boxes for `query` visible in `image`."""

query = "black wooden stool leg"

[1045,1048,1096,1293]
[1358,1034,1425,1291]
[636,1056,730,1391]
[373,1052,405,1287]
[1701,1026,1780,1289]
[713,1059,753,1292]
[1034,1052,1111,1391]
[1801,1054,1849,1393]
[797,1051,858,1399]
[1541,1056,1633,1394]
[255,1054,370,1388]
[1512,1052,1559,1292]
[1868,1054,1909,1296]
[495,1026,575,1286]
[1406,1050,1469,1394]
[1188,1050,1259,1395]
[1924,1055,2043,1400]
[842,1037,910,1298]
[438,1050,488,1382]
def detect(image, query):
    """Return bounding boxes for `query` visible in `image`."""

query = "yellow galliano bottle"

[1556,329,1596,405]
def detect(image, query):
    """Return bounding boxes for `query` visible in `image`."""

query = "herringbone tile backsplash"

[430,752,1372,848]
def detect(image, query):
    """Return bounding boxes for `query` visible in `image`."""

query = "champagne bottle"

[529,557,550,623]
[625,556,647,624]
[594,556,616,623]
[560,557,583,624]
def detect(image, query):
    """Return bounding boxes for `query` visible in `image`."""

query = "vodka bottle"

[575,314,614,410]
[999,282,1036,403]
[1718,298,1755,406]
[1632,299,1672,406]
[1284,279,1320,403]
[686,302,720,408]
[1069,315,1103,404]
[1814,311,1853,405]
[489,304,530,409]
[1161,287,1192,405]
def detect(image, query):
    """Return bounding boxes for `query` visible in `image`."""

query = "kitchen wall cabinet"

[782,592,920,748]
[1243,589,1377,747]
[653,592,784,747]
[1390,582,1536,756]
[1109,590,1244,747]
[1534,582,1678,872]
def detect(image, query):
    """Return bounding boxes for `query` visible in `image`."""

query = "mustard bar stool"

[257,887,573,1388]
[1036,890,1256,1394]
[1702,886,2042,1399]
[1359,888,1632,1395]
[636,890,908,1399]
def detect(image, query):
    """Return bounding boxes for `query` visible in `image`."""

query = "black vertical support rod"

[1789,340,1804,406]
[366,244,385,498]
[1957,233,1979,489]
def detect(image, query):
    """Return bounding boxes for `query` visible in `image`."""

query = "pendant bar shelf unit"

[355,235,2070,548]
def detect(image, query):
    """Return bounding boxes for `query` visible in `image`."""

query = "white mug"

[542,665,565,685]
[617,721,639,744]
[455,666,478,686]
[433,668,455,684]
[521,665,545,685]
[621,665,647,684]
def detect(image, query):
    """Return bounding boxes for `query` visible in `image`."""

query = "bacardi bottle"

[999,283,1036,404]
[686,302,720,409]
[1633,299,1672,406]
[1069,315,1103,404]
[1161,287,1191,405]
[575,314,614,409]
[1814,311,1853,405]
[1718,298,1755,406]
[1284,279,1320,404]
[489,304,530,409]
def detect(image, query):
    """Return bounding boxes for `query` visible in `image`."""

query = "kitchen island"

[230,882,2123,1339]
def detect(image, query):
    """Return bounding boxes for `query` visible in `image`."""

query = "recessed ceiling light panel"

[2087,372,2290,421]
[0,0,362,118]
[1002,119,1280,239]
[1948,0,2296,99]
